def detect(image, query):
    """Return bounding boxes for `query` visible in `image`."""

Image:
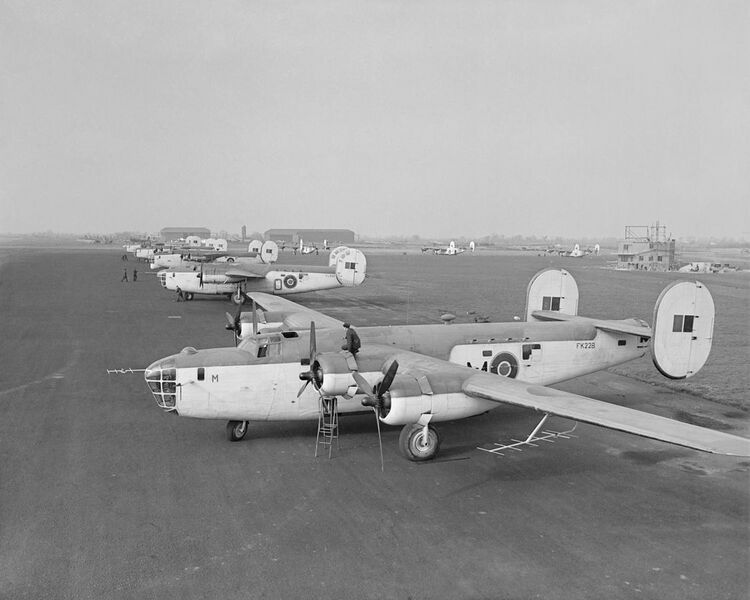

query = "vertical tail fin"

[652,281,714,379]
[525,268,579,321]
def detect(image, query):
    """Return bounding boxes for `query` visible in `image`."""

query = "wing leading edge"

[376,348,750,457]
[462,372,749,457]
[245,293,345,330]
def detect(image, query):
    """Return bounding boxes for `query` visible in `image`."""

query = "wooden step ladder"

[315,396,339,458]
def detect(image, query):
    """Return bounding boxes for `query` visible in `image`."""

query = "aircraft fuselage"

[159,267,343,296]
[145,320,649,424]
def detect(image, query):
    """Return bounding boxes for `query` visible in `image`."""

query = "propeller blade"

[309,321,316,362]
[224,312,236,329]
[373,407,384,472]
[297,378,310,398]
[352,371,375,401]
[251,298,258,335]
[379,360,399,395]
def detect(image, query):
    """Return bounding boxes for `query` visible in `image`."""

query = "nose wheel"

[226,420,249,441]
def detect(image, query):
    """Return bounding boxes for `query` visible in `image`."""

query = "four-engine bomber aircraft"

[150,240,280,270]
[144,268,749,461]
[157,246,366,303]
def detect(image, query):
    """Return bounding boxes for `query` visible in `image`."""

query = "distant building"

[264,228,355,245]
[616,223,676,271]
[160,227,211,242]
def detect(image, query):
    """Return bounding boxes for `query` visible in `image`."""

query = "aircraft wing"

[245,293,345,329]
[224,265,266,279]
[376,347,749,457]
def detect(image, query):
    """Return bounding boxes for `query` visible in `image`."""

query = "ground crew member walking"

[121,268,128,282]
[175,286,185,302]
[341,322,361,356]
[132,269,138,282]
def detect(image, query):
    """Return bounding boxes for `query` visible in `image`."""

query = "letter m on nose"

[211,374,219,383]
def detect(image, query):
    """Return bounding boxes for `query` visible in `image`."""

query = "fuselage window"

[197,367,205,381]
[257,345,268,358]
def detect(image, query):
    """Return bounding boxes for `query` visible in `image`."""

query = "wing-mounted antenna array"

[259,240,279,264]
[525,268,579,321]
[652,280,714,379]
[335,248,367,287]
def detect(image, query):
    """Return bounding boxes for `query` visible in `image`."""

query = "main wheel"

[231,290,246,305]
[399,423,440,461]
[226,420,249,442]
[184,292,194,301]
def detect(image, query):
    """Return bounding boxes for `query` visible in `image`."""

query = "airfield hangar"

[264,228,355,245]
[160,227,211,242]
[616,224,676,271]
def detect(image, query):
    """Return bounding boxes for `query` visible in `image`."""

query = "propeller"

[225,297,259,345]
[352,360,398,472]
[297,321,318,397]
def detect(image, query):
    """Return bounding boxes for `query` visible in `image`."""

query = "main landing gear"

[226,420,249,441]
[399,422,441,461]
[230,290,246,305]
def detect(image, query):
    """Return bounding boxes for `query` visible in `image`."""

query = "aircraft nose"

[144,358,177,411]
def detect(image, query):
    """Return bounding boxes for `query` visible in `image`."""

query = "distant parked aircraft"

[157,247,366,303]
[422,241,475,255]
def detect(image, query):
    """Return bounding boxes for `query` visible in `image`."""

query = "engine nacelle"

[378,376,498,425]
[314,353,358,396]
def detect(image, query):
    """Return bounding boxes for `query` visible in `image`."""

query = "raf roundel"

[490,352,519,378]
[283,275,297,289]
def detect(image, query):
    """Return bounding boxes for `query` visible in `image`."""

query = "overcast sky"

[1,1,748,239]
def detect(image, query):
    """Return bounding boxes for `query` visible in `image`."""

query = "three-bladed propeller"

[225,296,258,345]
[296,320,396,470]
[352,360,398,472]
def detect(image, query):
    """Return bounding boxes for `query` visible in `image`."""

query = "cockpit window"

[257,344,268,358]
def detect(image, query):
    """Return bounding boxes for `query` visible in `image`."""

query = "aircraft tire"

[226,420,248,442]
[399,423,440,461]
[231,290,246,305]
[184,292,194,301]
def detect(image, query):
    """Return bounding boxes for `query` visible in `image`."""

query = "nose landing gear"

[226,420,249,441]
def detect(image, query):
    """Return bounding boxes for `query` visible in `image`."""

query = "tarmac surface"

[0,248,748,600]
